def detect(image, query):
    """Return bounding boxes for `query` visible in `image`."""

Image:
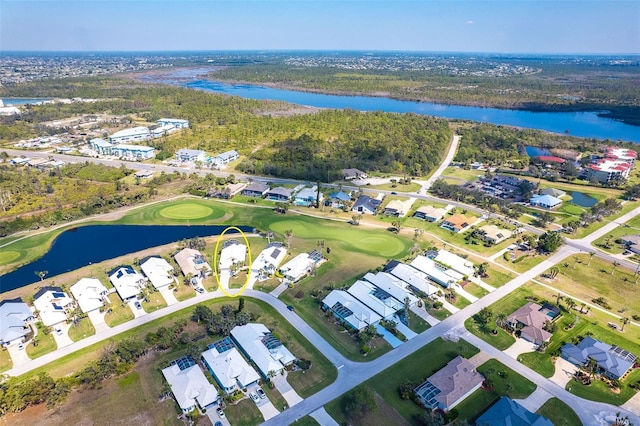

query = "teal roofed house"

[476,396,553,426]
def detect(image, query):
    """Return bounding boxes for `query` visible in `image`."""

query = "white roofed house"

[201,338,260,394]
[413,205,446,222]
[89,138,113,155]
[211,150,240,168]
[409,255,459,289]
[140,256,175,289]
[174,248,211,280]
[162,356,219,414]
[70,278,109,313]
[347,279,402,319]
[386,261,439,296]
[219,240,247,269]
[434,250,475,278]
[152,124,176,138]
[231,323,296,378]
[157,118,190,129]
[176,149,206,163]
[33,287,74,327]
[0,299,35,346]
[252,242,287,281]
[109,126,151,144]
[278,250,324,283]
[383,200,407,217]
[109,266,145,301]
[322,290,382,331]
[362,272,418,308]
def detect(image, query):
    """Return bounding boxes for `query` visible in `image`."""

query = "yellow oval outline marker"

[213,226,252,298]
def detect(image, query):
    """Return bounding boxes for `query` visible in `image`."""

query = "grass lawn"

[172,284,196,302]
[325,338,479,425]
[481,265,515,288]
[68,317,96,342]
[592,213,640,255]
[545,253,640,315]
[518,351,555,378]
[463,282,489,298]
[292,416,320,426]
[455,359,537,424]
[427,305,451,320]
[261,382,289,411]
[566,368,640,406]
[365,181,422,193]
[26,322,57,359]
[494,252,546,274]
[104,293,134,327]
[0,348,13,372]
[451,295,472,309]
[141,291,168,313]
[441,166,484,182]
[224,398,264,426]
[406,311,430,334]
[536,397,582,426]
[571,201,640,240]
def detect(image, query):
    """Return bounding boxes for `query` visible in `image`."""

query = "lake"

[178,79,640,143]
[569,191,598,208]
[0,224,252,293]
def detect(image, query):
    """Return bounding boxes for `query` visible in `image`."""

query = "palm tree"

[573,256,580,269]
[495,313,508,330]
[621,316,630,331]
[588,251,595,266]
[284,229,294,248]
[564,297,576,312]
[580,302,586,314]
[34,270,48,281]
[555,292,564,306]
[612,260,620,275]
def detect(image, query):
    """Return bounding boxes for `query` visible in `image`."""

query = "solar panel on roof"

[52,292,66,298]
[271,248,281,259]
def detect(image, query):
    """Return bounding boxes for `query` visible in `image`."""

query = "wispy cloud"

[466,20,474,25]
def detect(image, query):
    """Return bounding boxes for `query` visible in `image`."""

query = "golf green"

[0,250,21,264]
[159,204,215,220]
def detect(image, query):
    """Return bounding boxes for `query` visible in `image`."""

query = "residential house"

[278,250,323,283]
[265,187,294,202]
[252,243,287,281]
[587,159,632,184]
[140,256,175,289]
[174,248,212,281]
[342,168,367,180]
[231,323,296,378]
[386,261,439,296]
[352,195,381,215]
[440,214,477,233]
[561,336,637,380]
[109,266,145,301]
[413,205,446,222]
[414,356,484,411]
[110,144,155,160]
[176,149,206,163]
[157,118,189,129]
[211,150,239,168]
[434,250,475,278]
[201,339,260,394]
[70,278,108,313]
[0,299,34,346]
[621,235,640,255]
[347,279,402,319]
[294,186,322,207]
[529,194,562,209]
[384,200,406,217]
[10,157,30,165]
[362,272,418,308]
[33,287,73,327]
[327,191,351,208]
[241,182,269,198]
[540,188,566,198]
[476,396,553,426]
[507,302,560,346]
[477,224,512,245]
[109,126,151,144]
[409,255,460,289]
[219,240,247,269]
[209,182,246,199]
[322,290,382,331]
[162,358,218,414]
[151,124,176,138]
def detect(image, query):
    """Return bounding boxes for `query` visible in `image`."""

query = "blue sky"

[2,1,638,53]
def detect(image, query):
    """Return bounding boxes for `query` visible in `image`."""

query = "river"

[0,224,251,292]
[175,79,640,143]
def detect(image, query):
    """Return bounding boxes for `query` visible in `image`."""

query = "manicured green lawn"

[536,397,582,426]
[518,351,555,378]
[441,167,484,182]
[292,416,320,426]
[571,201,640,240]
[592,213,640,255]
[566,368,640,405]
[26,322,57,359]
[451,295,472,309]
[455,359,537,423]
[325,338,479,425]
[365,181,423,192]
[224,398,264,426]
[141,292,168,313]
[68,317,96,342]
[406,311,430,334]
[0,347,13,372]
[104,293,134,327]
[172,284,196,301]
[463,282,489,298]
[494,252,546,274]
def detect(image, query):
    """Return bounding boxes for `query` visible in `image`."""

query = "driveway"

[256,399,279,420]
[504,337,537,359]
[310,407,339,426]
[375,324,403,348]
[409,305,440,326]
[128,300,147,318]
[272,374,303,407]
[206,408,230,426]
[515,387,552,412]
[550,357,578,388]
[6,342,30,367]
[159,286,178,305]
[87,309,110,333]
[51,322,74,348]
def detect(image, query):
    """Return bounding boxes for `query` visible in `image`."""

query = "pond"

[524,146,552,157]
[569,191,598,208]
[0,224,252,293]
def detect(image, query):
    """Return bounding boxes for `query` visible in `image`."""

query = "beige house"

[478,224,512,245]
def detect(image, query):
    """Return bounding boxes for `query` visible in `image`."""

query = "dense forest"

[211,63,640,125]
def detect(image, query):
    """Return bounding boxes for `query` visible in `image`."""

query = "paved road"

[421,134,460,191]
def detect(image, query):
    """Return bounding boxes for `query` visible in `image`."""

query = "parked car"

[257,388,266,399]
[17,343,24,350]
[250,391,260,403]
[287,305,295,311]
[195,286,205,294]
[215,422,223,426]
[216,408,225,418]
[134,300,142,310]
[55,328,63,336]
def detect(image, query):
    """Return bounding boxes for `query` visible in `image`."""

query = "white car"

[250,391,260,403]
[216,408,225,419]
[55,328,63,336]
